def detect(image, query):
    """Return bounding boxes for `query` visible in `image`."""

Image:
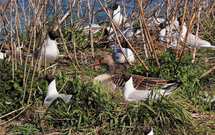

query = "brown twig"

[175,0,187,60]
[87,0,95,59]
[0,104,32,126]
[99,0,132,65]
[99,0,149,71]
[136,0,160,68]
[200,65,215,79]
[58,76,70,93]
[175,0,201,73]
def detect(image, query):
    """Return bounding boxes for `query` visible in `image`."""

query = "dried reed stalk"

[175,0,187,60]
[58,21,77,68]
[136,0,160,68]
[99,0,132,65]
[199,65,215,79]
[27,0,46,105]
[87,0,95,58]
[69,1,80,69]
[192,1,202,63]
[0,104,32,126]
[41,63,58,72]
[165,0,170,49]
[58,76,70,93]
[138,15,149,58]
[43,0,48,75]
[0,0,10,31]
[175,0,201,73]
[9,2,15,80]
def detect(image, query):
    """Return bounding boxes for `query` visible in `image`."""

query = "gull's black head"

[48,31,60,40]
[140,124,152,135]
[117,73,132,82]
[39,74,55,84]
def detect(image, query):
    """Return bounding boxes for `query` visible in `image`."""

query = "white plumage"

[111,44,135,63]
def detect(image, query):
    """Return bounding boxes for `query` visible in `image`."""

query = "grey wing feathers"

[59,94,73,102]
[128,90,155,100]
[44,94,73,105]
[112,74,179,91]
[136,77,179,90]
[34,47,41,59]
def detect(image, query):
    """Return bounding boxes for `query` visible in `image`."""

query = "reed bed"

[0,0,215,134]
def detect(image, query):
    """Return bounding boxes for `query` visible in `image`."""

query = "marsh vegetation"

[0,0,215,134]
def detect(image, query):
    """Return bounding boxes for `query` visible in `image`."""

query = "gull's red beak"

[38,77,46,79]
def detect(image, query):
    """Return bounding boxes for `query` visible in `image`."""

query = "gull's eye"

[46,75,50,78]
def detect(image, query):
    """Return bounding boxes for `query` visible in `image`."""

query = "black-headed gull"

[116,73,179,101]
[140,124,153,135]
[109,3,131,28]
[0,44,9,60]
[159,17,215,49]
[177,19,215,49]
[111,44,135,63]
[105,26,142,41]
[34,31,60,65]
[39,74,73,105]
[82,23,101,35]
[158,21,179,47]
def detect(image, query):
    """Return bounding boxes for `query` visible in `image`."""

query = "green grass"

[1,46,215,134]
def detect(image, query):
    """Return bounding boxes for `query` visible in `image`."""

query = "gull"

[39,74,73,105]
[140,124,153,135]
[111,44,135,63]
[82,23,101,35]
[116,73,179,101]
[0,44,9,60]
[158,17,215,49]
[33,31,60,65]
[109,3,131,28]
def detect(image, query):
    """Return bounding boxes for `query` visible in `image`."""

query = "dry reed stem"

[165,0,170,49]
[199,65,215,79]
[22,27,34,103]
[69,2,80,69]
[53,0,80,31]
[0,1,10,31]
[0,106,25,119]
[175,0,187,60]
[192,1,202,63]
[9,2,15,80]
[58,21,77,68]
[27,0,47,105]
[0,104,32,126]
[100,0,150,71]
[99,0,132,65]
[136,0,160,68]
[37,86,43,93]
[43,0,48,75]
[87,0,95,58]
[175,0,201,73]
[58,76,70,93]
[138,15,149,58]
[40,63,58,72]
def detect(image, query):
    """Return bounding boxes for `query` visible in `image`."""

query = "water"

[0,0,165,37]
